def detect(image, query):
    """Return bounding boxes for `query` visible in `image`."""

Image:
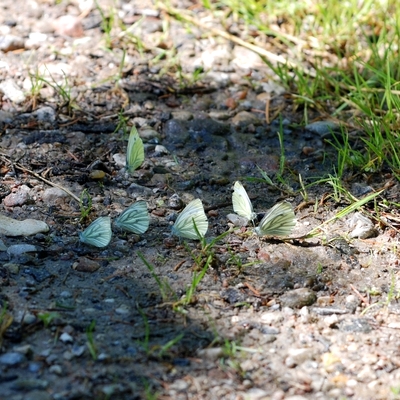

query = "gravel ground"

[1,1,400,399]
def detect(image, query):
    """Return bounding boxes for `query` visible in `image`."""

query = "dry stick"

[157,3,317,78]
[13,162,81,203]
[350,284,370,306]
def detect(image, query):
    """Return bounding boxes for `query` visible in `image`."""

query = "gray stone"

[280,288,317,309]
[7,244,38,257]
[10,379,48,390]
[31,106,56,122]
[139,128,160,141]
[163,119,190,144]
[348,212,376,239]
[0,215,49,236]
[3,185,31,207]
[0,352,26,366]
[226,213,249,227]
[59,332,74,343]
[0,35,25,52]
[285,348,315,367]
[231,111,261,128]
[115,304,130,315]
[305,121,339,136]
[22,390,52,400]
[197,347,223,361]
[42,187,69,204]
[338,318,372,333]
[49,365,63,375]
[0,239,7,251]
[0,79,25,103]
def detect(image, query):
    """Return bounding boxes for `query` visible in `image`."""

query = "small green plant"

[390,385,400,397]
[361,272,400,316]
[316,263,323,274]
[304,188,384,239]
[142,379,159,400]
[136,306,151,355]
[37,312,61,328]
[114,108,129,136]
[79,189,92,221]
[0,302,13,347]
[158,333,184,358]
[171,226,231,311]
[253,165,295,196]
[177,253,211,309]
[226,247,258,274]
[36,69,76,115]
[138,252,177,303]
[86,320,97,360]
[298,174,308,202]
[94,0,115,49]
[27,69,45,108]
[277,116,286,178]
[136,306,183,358]
[218,338,260,375]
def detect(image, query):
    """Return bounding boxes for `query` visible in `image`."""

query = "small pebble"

[0,78,26,103]
[323,314,339,327]
[49,364,63,375]
[54,15,84,37]
[28,362,43,373]
[305,120,339,136]
[98,353,109,361]
[170,379,189,391]
[0,239,7,251]
[4,262,20,274]
[0,352,26,366]
[59,332,73,344]
[0,34,25,52]
[260,312,284,325]
[280,288,317,309]
[13,344,33,355]
[71,345,86,357]
[7,244,37,257]
[10,379,48,390]
[231,110,261,128]
[42,187,69,204]
[115,305,130,315]
[197,347,223,361]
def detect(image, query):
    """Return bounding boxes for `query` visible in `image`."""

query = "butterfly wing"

[126,126,144,173]
[79,216,112,247]
[172,199,208,240]
[115,200,149,234]
[255,202,296,237]
[232,181,256,222]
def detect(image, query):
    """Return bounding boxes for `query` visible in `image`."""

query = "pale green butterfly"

[255,201,296,237]
[126,126,144,173]
[114,200,149,234]
[79,216,112,247]
[232,181,257,223]
[171,199,208,240]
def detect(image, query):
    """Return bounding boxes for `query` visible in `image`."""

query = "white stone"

[60,332,74,344]
[0,215,49,236]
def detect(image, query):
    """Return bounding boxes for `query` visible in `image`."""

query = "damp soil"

[1,1,400,400]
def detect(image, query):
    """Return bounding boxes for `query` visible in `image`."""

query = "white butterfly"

[126,126,144,173]
[171,199,208,240]
[114,200,149,234]
[255,201,296,237]
[232,181,257,223]
[79,216,112,247]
